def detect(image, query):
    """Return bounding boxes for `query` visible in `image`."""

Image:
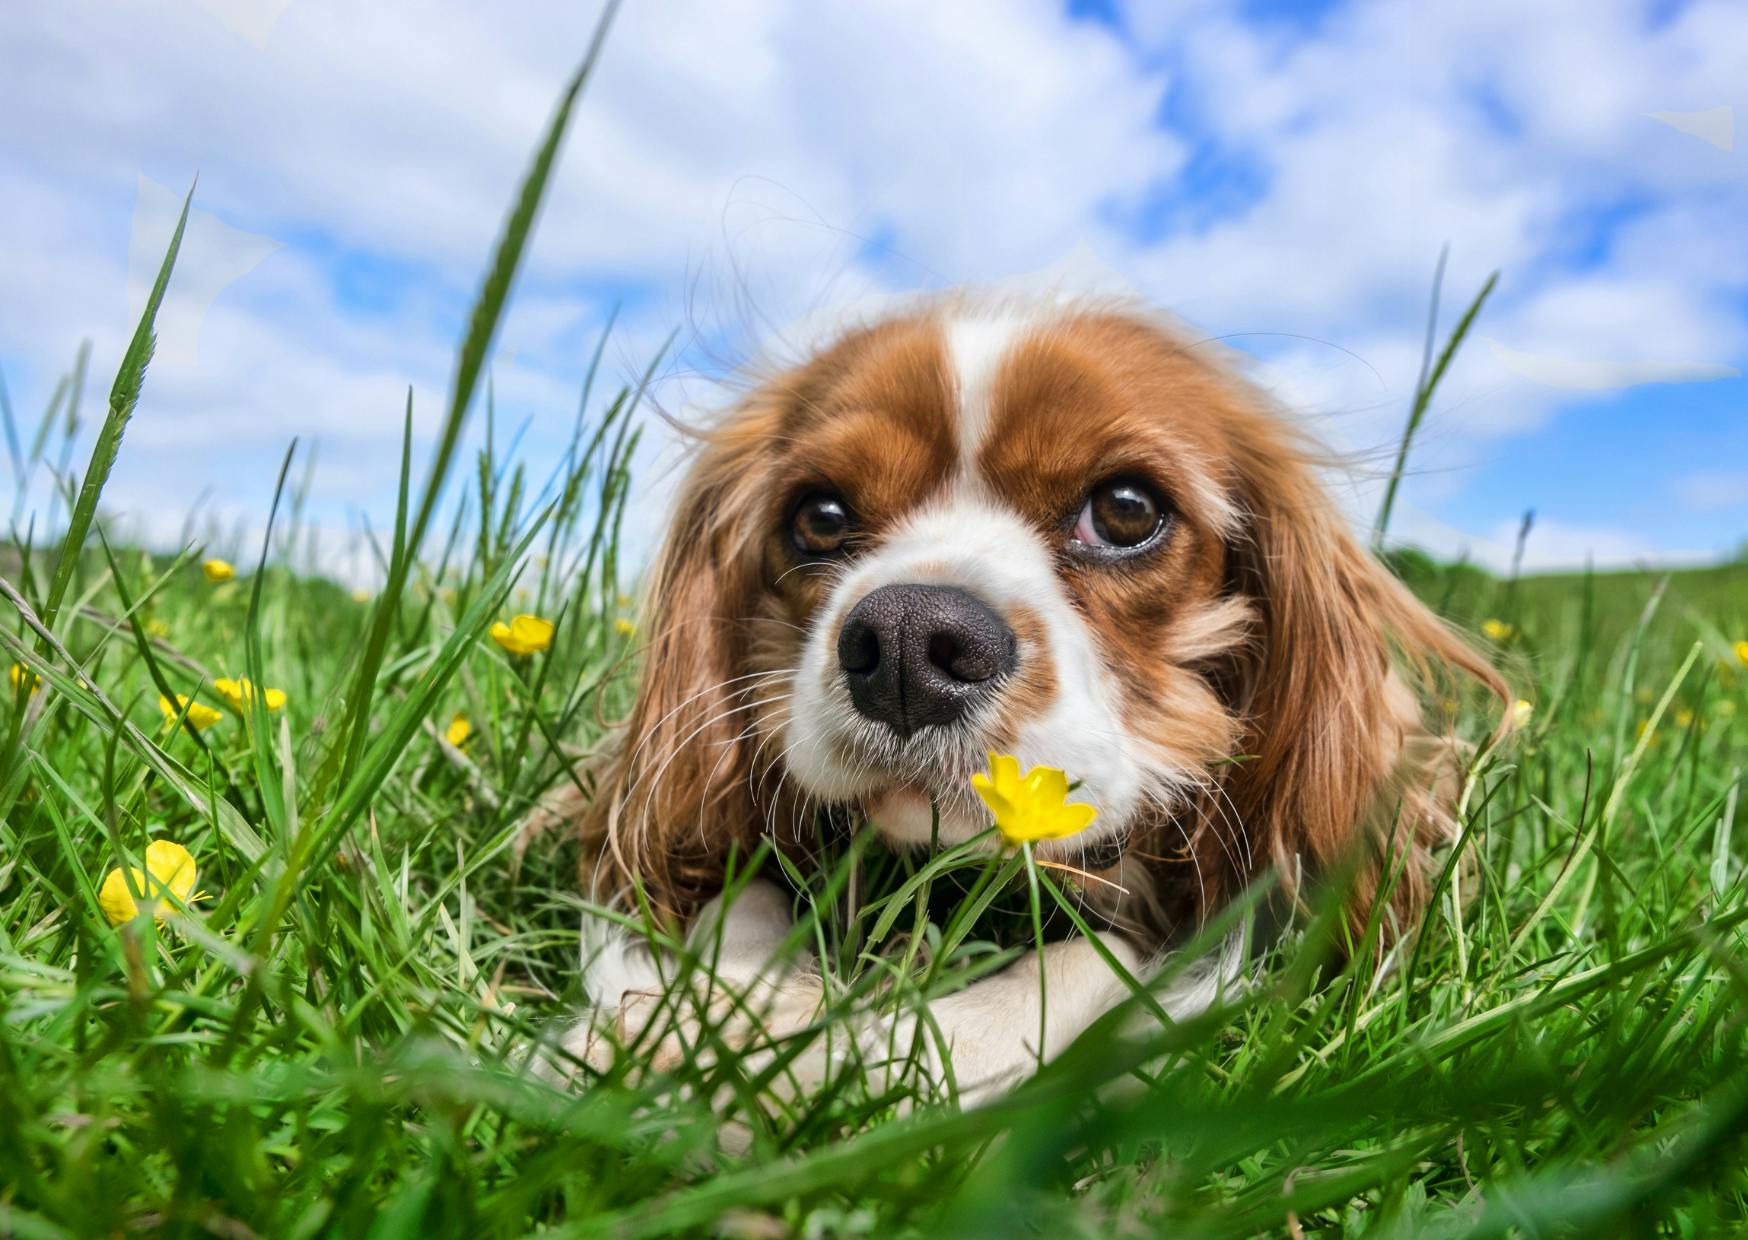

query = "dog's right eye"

[789,492,853,556]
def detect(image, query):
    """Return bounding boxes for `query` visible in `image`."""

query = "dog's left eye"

[790,492,854,555]
[1072,479,1167,551]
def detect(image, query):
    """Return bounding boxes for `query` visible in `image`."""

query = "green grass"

[6,37,1748,1238]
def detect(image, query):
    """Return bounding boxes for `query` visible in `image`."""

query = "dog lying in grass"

[551,295,1508,1103]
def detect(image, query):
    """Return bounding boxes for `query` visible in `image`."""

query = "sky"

[1,0,1745,577]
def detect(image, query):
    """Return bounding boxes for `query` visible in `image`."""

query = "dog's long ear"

[578,389,786,920]
[1220,406,1508,942]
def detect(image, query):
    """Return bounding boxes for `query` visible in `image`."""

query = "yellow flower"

[1510,699,1534,729]
[351,588,372,604]
[202,558,235,583]
[971,752,1098,846]
[1735,640,1748,668]
[1675,707,1695,728]
[159,693,223,731]
[9,663,39,695]
[144,616,170,638]
[1481,618,1513,642]
[614,617,637,637]
[446,712,472,746]
[213,677,287,712]
[98,839,198,926]
[490,613,555,656]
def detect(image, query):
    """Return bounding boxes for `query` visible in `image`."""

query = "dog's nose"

[837,584,1016,736]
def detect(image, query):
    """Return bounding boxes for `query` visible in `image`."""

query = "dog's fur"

[556,295,1507,1099]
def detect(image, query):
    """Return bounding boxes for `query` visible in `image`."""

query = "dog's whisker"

[630,692,795,822]
[623,667,797,773]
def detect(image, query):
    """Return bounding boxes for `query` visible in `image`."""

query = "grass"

[6,34,1748,1239]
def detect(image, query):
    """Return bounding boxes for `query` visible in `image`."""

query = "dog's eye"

[1072,479,1166,551]
[790,492,853,555]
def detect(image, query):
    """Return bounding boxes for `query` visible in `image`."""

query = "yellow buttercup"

[159,694,222,731]
[213,676,287,712]
[98,840,199,926]
[490,613,555,656]
[971,752,1098,846]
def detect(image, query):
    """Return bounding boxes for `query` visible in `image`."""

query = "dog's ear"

[1219,408,1508,943]
[578,388,786,920]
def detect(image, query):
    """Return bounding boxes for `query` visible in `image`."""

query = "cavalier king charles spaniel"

[554,294,1507,1101]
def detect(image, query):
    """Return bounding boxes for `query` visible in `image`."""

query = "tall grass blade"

[1372,256,1498,554]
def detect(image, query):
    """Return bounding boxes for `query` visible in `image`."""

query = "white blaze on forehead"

[945,311,1044,474]
[947,305,1243,540]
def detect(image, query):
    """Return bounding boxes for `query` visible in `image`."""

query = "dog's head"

[584,298,1505,935]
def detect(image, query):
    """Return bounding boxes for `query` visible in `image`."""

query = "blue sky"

[1,0,1744,576]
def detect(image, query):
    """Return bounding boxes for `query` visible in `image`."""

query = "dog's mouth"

[796,715,1135,870]
[850,778,1130,872]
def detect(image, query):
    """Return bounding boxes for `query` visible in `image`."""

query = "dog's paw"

[557,972,830,1087]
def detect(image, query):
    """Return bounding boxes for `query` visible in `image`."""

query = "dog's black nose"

[837,584,1016,736]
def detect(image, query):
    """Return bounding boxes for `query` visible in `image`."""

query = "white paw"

[548,971,830,1087]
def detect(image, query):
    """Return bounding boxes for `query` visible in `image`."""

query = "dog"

[553,294,1507,1102]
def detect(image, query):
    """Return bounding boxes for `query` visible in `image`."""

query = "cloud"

[1,0,1183,555]
[1480,337,1739,391]
[1107,0,1748,561]
[1646,105,1735,152]
[2,0,1745,577]
[1673,469,1748,514]
[1481,515,1714,573]
[129,173,283,368]
[189,0,296,49]
[1384,506,1714,573]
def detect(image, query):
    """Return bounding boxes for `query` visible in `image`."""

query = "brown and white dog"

[559,295,1507,1099]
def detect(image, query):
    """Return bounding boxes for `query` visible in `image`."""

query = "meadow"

[5,44,1748,1239]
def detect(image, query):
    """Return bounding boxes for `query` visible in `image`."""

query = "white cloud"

[128,173,283,369]
[1109,0,1748,558]
[1481,337,1739,391]
[1,0,1181,564]
[1,0,1744,577]
[1673,470,1748,514]
[190,0,295,49]
[1646,106,1735,152]
[1385,506,1714,574]
[1480,515,1714,573]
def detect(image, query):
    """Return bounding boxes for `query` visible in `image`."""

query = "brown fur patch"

[989,603,1059,744]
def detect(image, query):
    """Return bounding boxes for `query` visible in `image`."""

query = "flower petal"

[98,867,142,925]
[1043,801,1099,839]
[970,771,1014,823]
[987,751,1021,797]
[1025,765,1070,803]
[144,840,198,903]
